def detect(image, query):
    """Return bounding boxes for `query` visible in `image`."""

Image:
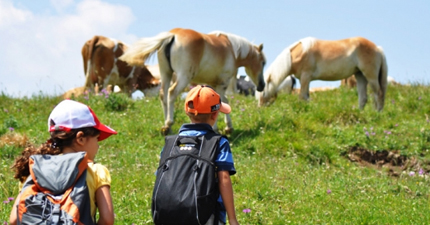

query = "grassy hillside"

[1,84,430,224]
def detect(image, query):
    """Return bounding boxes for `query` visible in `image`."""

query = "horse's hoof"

[160,126,171,136]
[224,127,234,134]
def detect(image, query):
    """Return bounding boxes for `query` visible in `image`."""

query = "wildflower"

[365,131,369,137]
[419,168,425,175]
[243,208,251,213]
[327,189,332,194]
[371,132,375,136]
[84,96,89,100]
[370,127,373,131]
[418,96,422,100]
[8,127,14,131]
[409,171,415,176]
[395,124,398,127]
[3,200,9,204]
[387,131,391,135]
[241,108,245,111]
[8,197,14,201]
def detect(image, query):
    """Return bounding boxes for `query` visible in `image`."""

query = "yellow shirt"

[86,162,112,219]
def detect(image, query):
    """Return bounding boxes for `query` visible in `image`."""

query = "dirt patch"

[342,146,426,177]
[0,132,29,148]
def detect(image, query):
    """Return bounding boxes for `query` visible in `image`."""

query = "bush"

[104,93,134,111]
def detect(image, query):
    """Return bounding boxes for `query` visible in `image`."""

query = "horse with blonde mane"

[120,28,266,134]
[257,37,388,111]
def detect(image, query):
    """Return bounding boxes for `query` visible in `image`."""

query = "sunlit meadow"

[1,84,430,224]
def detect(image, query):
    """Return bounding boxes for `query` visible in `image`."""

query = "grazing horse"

[257,37,388,111]
[120,28,266,134]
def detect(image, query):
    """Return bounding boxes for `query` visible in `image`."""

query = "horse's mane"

[209,31,253,60]
[264,37,316,97]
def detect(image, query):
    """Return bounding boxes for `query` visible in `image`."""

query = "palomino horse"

[257,37,388,111]
[120,28,266,134]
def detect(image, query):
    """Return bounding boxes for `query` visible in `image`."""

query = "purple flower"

[84,96,89,100]
[243,208,251,213]
[8,127,14,131]
[370,127,374,131]
[8,197,14,201]
[371,132,375,136]
[409,171,415,176]
[3,200,9,204]
[419,169,425,175]
[387,131,391,135]
[395,124,398,127]
[365,131,369,137]
[327,189,332,194]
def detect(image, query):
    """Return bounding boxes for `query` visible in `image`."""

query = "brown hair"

[11,127,100,183]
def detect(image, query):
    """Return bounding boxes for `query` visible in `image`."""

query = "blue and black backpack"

[152,131,222,225]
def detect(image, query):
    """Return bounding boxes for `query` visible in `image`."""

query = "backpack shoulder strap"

[199,132,223,162]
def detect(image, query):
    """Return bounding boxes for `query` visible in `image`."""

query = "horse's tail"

[377,46,388,106]
[82,35,100,89]
[119,32,175,66]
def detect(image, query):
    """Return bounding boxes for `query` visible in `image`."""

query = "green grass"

[2,85,430,224]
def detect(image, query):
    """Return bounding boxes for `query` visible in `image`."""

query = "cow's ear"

[258,43,263,51]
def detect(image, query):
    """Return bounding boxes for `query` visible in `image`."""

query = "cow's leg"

[354,72,368,109]
[298,74,311,100]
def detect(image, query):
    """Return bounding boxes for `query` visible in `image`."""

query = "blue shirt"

[177,123,236,223]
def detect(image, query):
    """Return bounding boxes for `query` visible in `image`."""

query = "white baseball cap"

[48,100,117,141]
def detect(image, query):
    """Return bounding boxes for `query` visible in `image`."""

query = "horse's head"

[257,74,296,107]
[244,43,266,92]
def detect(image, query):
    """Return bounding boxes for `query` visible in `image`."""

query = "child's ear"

[75,131,86,146]
[210,111,219,120]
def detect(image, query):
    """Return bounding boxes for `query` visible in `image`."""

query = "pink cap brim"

[220,102,231,114]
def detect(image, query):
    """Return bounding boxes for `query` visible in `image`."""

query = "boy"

[153,85,239,225]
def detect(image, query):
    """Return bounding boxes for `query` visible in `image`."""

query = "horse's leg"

[298,74,311,100]
[366,75,383,111]
[354,72,368,109]
[158,59,174,135]
[215,84,233,134]
[165,73,191,132]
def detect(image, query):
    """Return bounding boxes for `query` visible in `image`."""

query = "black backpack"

[152,131,222,225]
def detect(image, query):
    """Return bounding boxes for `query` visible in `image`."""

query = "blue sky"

[1,0,429,97]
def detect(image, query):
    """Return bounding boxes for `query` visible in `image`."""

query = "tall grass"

[1,85,430,224]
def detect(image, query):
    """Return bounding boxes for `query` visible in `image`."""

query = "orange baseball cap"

[184,85,231,115]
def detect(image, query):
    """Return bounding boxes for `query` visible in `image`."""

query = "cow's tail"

[377,46,388,109]
[82,36,100,89]
[119,32,175,66]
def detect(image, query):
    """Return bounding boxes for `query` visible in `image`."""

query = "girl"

[9,99,117,225]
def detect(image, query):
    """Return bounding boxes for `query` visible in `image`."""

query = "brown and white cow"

[81,35,160,96]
